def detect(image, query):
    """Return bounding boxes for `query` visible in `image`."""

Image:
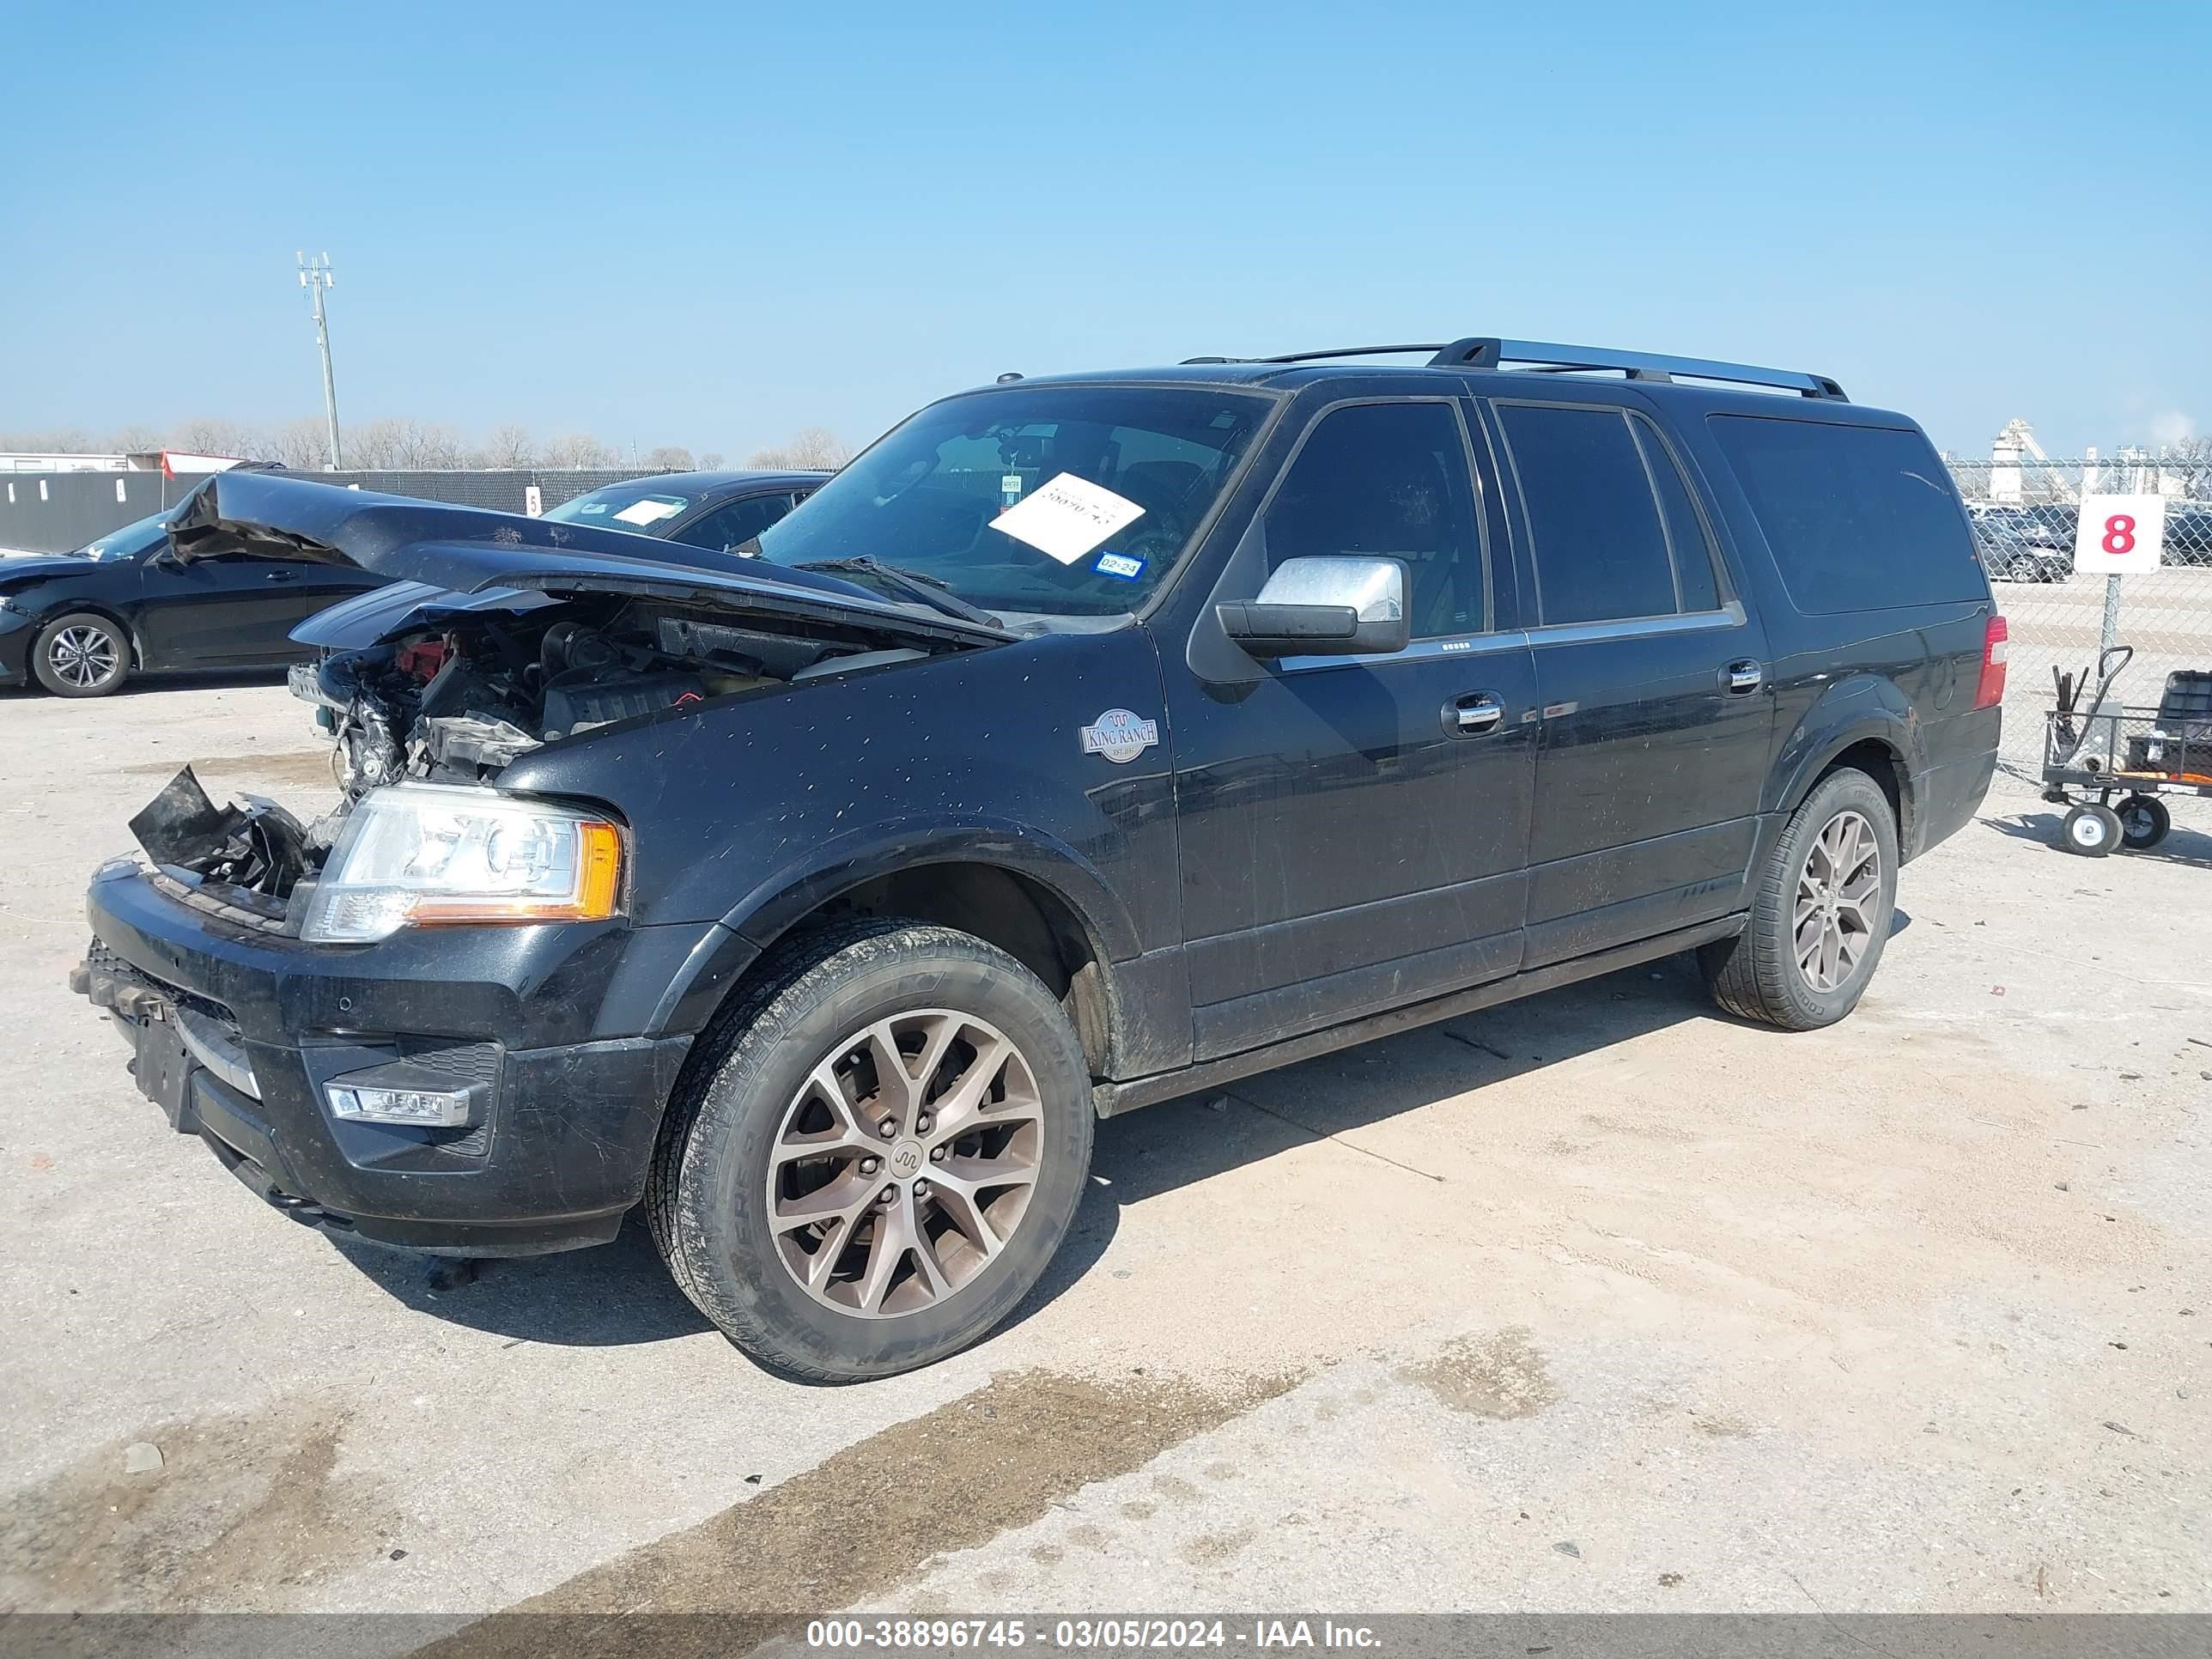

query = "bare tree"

[697,451,726,469]
[544,432,620,468]
[104,424,167,456]
[0,427,99,453]
[168,417,270,459]
[643,445,695,471]
[267,416,335,470]
[478,424,538,468]
[345,418,467,469]
[746,426,852,471]
[343,419,404,468]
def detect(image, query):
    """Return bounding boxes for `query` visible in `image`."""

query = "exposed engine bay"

[292,595,930,802]
[127,594,939,917]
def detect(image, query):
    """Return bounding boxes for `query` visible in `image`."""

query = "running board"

[1092,915,1746,1118]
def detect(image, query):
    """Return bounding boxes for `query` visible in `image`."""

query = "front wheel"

[33,612,130,696]
[2061,804,2121,857]
[1699,767,1899,1030]
[647,918,1094,1382]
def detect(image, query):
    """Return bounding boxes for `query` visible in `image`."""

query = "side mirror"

[1216,556,1409,659]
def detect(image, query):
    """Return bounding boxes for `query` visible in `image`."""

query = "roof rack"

[1182,338,1847,400]
[1432,338,1847,400]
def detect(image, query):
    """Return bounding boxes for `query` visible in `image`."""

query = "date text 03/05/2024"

[804,1618,1384,1650]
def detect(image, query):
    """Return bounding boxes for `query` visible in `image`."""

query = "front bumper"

[77,861,713,1255]
[0,605,36,686]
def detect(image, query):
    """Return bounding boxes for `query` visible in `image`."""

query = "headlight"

[301,782,623,944]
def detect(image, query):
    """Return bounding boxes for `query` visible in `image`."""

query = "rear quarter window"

[1708,416,1984,614]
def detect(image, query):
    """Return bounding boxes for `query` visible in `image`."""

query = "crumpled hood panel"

[167,471,1014,652]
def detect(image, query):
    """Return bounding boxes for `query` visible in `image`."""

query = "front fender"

[644,822,1142,1037]
[721,815,1141,960]
[495,626,1178,1039]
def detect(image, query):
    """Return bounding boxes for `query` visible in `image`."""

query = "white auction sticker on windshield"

[613,498,683,526]
[989,471,1146,565]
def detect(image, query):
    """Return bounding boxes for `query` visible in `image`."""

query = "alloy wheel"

[765,1010,1043,1317]
[48,625,120,690]
[1796,809,1881,992]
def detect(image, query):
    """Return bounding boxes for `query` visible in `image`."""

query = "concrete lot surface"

[2,676,2207,1639]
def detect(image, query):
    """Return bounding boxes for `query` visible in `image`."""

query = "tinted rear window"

[1709,416,1984,614]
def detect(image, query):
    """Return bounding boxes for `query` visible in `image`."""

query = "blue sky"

[3,1,2206,460]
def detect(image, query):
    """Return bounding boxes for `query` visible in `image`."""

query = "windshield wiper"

[793,556,1003,629]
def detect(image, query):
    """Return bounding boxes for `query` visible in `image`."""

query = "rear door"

[134,550,380,667]
[1481,393,1772,967]
[1169,395,1539,1059]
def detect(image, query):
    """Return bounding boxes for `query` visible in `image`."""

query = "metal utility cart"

[2043,651,2212,856]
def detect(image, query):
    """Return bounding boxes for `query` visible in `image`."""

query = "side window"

[1708,416,1984,614]
[670,492,796,552]
[1498,403,1702,626]
[1265,401,1485,639]
[1629,417,1722,613]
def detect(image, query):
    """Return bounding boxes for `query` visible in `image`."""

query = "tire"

[2115,795,2170,851]
[1698,767,1899,1030]
[647,917,1095,1382]
[32,612,130,697]
[2060,804,2121,857]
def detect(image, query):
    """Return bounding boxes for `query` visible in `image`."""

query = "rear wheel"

[32,612,130,697]
[2061,804,2121,857]
[2115,795,2170,851]
[1699,767,1898,1030]
[647,918,1094,1382]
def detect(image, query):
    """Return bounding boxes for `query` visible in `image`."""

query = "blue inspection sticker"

[1095,550,1146,580]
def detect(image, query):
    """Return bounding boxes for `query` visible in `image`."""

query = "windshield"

[752,385,1273,616]
[77,509,173,562]
[542,482,692,532]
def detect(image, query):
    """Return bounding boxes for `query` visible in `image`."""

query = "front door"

[1168,398,1539,1060]
[1483,396,1773,966]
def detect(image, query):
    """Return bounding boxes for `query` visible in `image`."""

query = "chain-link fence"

[1945,457,2212,795]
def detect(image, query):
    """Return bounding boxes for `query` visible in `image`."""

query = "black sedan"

[0,506,387,697]
[539,469,827,551]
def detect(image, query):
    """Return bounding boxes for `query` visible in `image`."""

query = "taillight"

[1975,614,2008,709]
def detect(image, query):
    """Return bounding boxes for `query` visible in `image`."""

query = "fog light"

[326,1083,474,1127]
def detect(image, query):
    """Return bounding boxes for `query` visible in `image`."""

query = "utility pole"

[298,252,343,470]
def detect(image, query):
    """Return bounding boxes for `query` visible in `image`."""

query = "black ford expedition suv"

[74,337,2002,1381]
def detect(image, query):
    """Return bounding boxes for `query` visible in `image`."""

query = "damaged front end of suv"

[70,471,1021,1255]
[121,472,1012,941]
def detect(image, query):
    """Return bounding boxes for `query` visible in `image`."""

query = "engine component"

[541,672,708,739]
[656,617,827,679]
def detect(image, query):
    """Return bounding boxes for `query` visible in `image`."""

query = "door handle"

[264,569,299,583]
[1723,659,1763,695]
[1448,692,1504,735]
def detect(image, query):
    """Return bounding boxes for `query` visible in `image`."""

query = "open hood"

[167,471,1016,651]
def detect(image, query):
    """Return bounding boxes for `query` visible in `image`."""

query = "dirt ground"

[1,673,2206,1635]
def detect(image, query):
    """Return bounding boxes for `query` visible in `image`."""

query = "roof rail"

[1429,338,1848,400]
[1181,344,1446,366]
[1180,339,1847,400]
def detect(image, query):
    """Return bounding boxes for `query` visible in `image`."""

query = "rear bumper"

[78,861,708,1255]
[1908,706,2001,860]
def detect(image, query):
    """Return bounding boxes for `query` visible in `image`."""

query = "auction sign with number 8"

[2072,493,2167,576]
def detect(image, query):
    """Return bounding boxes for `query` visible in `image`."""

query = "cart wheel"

[2116,795,2171,851]
[2061,804,2122,857]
